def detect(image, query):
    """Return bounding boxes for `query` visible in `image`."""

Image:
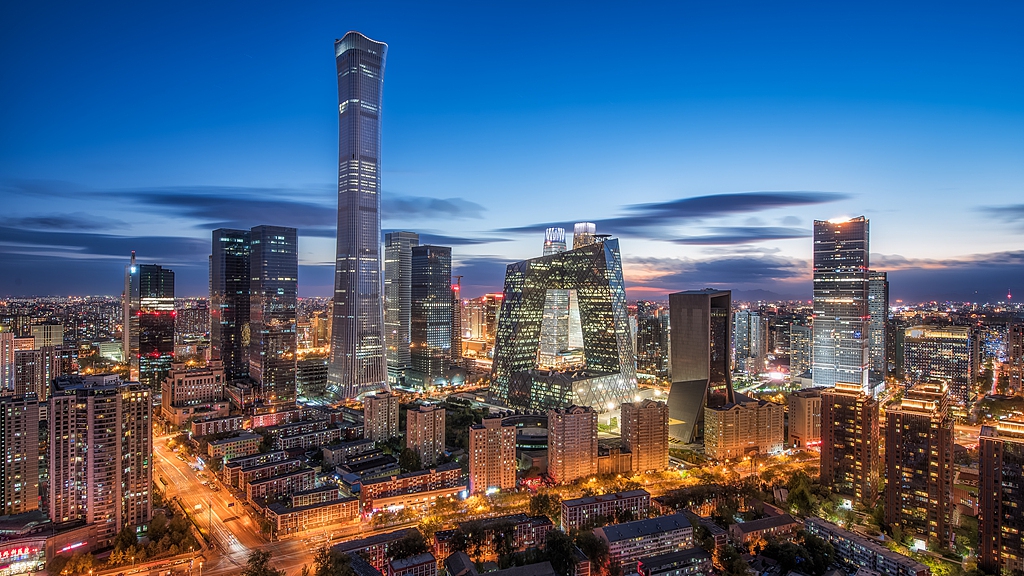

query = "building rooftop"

[806,517,928,572]
[209,433,262,446]
[246,468,311,487]
[562,489,650,508]
[638,547,711,570]
[361,462,461,487]
[333,528,420,553]
[389,552,435,570]
[267,496,356,515]
[596,512,691,542]
[731,514,800,535]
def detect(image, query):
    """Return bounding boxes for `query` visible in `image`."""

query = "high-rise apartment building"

[884,382,953,547]
[788,388,822,448]
[0,331,14,392]
[868,271,889,381]
[812,217,870,393]
[903,326,978,405]
[329,31,388,399]
[384,231,419,387]
[734,310,766,374]
[979,419,1024,574]
[248,225,298,407]
[30,323,63,348]
[667,290,734,443]
[1,394,39,515]
[410,245,453,389]
[703,397,784,460]
[468,416,516,493]
[483,293,503,347]
[620,399,668,473]
[13,346,61,400]
[49,375,152,547]
[451,277,462,365]
[363,391,399,443]
[821,385,879,508]
[124,253,175,387]
[789,324,812,376]
[538,228,570,367]
[210,228,251,381]
[406,404,446,466]
[548,405,598,484]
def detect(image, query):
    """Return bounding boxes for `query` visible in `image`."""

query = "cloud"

[9,213,128,230]
[381,230,508,246]
[0,226,207,263]
[669,226,809,245]
[382,195,486,219]
[978,204,1024,229]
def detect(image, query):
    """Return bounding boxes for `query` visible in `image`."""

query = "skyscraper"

[635,301,668,379]
[812,217,870,393]
[667,290,734,443]
[548,405,598,484]
[410,245,453,389]
[1,394,39,515]
[248,226,298,407]
[904,325,978,405]
[868,271,889,381]
[821,385,879,509]
[979,419,1024,574]
[620,399,669,473]
[0,331,13,392]
[538,228,570,367]
[789,324,812,376]
[734,309,766,374]
[329,31,388,400]
[406,404,446,467]
[384,231,419,387]
[572,222,597,250]
[884,382,953,548]
[210,228,251,381]
[468,416,516,493]
[123,253,175,388]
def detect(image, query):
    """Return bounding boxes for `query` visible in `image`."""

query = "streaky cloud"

[669,226,809,245]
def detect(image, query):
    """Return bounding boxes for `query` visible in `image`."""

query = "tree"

[113,524,138,552]
[545,530,579,576]
[389,531,429,561]
[574,531,612,576]
[529,492,561,520]
[303,547,355,576]
[241,550,285,576]
[716,545,749,576]
[399,447,422,472]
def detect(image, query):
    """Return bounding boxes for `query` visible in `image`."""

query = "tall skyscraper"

[867,271,889,381]
[538,228,570,367]
[789,324,812,376]
[979,419,1024,574]
[0,331,13,392]
[821,384,879,509]
[406,404,445,466]
[548,405,598,484]
[667,290,734,443]
[468,416,516,493]
[904,325,978,405]
[248,226,298,407]
[329,31,388,400]
[410,245,453,388]
[14,346,60,400]
[812,217,870,393]
[363,391,399,443]
[123,253,175,388]
[384,231,419,386]
[635,302,668,379]
[572,222,597,250]
[210,228,251,381]
[884,382,953,548]
[1,394,39,515]
[734,310,766,374]
[49,375,151,547]
[620,399,669,473]
[451,277,462,364]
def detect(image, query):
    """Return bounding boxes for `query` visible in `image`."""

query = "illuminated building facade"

[667,289,734,443]
[1,394,39,515]
[868,271,889,381]
[329,31,388,400]
[468,416,516,493]
[406,404,446,466]
[538,227,570,367]
[734,309,766,374]
[812,217,870,393]
[548,405,598,484]
[384,231,418,386]
[884,382,953,547]
[248,226,297,406]
[490,238,636,412]
[703,396,784,460]
[903,325,978,405]
[123,253,175,388]
[210,228,251,381]
[979,419,1024,574]
[635,301,669,379]
[363,391,399,443]
[620,399,669,473]
[409,245,453,388]
[788,388,822,448]
[790,324,812,376]
[821,384,879,508]
[0,331,13,392]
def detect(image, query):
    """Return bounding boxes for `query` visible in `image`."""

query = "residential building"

[207,433,261,461]
[620,399,669,473]
[161,361,226,425]
[406,404,446,466]
[332,528,421,573]
[1,394,39,514]
[734,310,766,374]
[561,489,650,532]
[30,323,62,348]
[387,552,436,576]
[223,451,287,486]
[0,331,14,391]
[728,514,800,545]
[190,415,243,437]
[979,419,1024,574]
[359,463,464,513]
[884,382,954,547]
[805,518,929,576]
[637,548,713,576]
[821,385,880,508]
[409,245,453,389]
[548,405,598,484]
[703,396,784,460]
[594,513,694,575]
[788,388,823,448]
[434,514,552,561]
[322,438,375,468]
[384,231,419,387]
[265,496,359,536]
[469,416,516,493]
[237,460,303,491]
[123,253,175,387]
[903,326,978,405]
[328,31,389,400]
[245,468,314,502]
[248,225,298,406]
[364,391,399,442]
[789,324,812,376]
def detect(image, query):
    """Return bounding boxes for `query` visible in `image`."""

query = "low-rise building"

[291,485,343,508]
[637,547,713,576]
[265,496,359,536]
[246,468,314,503]
[278,427,345,450]
[594,513,693,575]
[332,528,421,572]
[191,415,244,437]
[387,552,436,576]
[208,433,262,461]
[238,459,303,491]
[265,419,330,442]
[804,518,929,576]
[250,407,302,428]
[561,489,651,532]
[434,514,553,561]
[728,514,801,546]
[323,438,376,467]
[223,450,287,486]
[360,463,464,513]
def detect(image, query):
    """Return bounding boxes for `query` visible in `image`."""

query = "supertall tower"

[329,31,388,399]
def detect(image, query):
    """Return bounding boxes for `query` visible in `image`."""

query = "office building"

[636,301,669,379]
[789,324,812,376]
[868,271,889,381]
[538,227,571,368]
[296,355,329,399]
[812,217,870,392]
[384,231,419,386]
[175,300,209,340]
[490,236,637,412]
[451,278,462,365]
[594,513,693,576]
[468,416,516,493]
[248,225,298,406]
[364,391,399,443]
[210,228,251,381]
[667,290,734,443]
[561,489,650,532]
[734,310,766,374]
[703,396,783,460]
[406,404,446,466]
[821,384,879,508]
[410,245,453,388]
[123,253,175,387]
[572,222,597,250]
[49,375,152,547]
[1,395,39,515]
[788,388,823,448]
[548,405,598,484]
[160,361,227,425]
[884,382,953,547]
[805,518,929,576]
[979,419,1024,574]
[328,31,389,400]
[620,399,669,473]
[904,325,978,405]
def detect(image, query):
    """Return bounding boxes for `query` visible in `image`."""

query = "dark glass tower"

[868,270,889,381]
[409,245,453,389]
[384,231,418,387]
[248,226,298,406]
[210,229,251,381]
[328,31,388,399]
[124,253,174,387]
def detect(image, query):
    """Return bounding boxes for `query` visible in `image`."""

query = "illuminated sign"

[58,542,85,553]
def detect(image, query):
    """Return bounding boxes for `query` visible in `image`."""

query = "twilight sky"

[1,1,1022,301]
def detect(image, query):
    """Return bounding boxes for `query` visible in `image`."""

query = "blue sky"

[1,1,1022,301]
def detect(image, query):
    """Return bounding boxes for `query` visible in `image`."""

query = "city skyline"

[2,4,1023,302]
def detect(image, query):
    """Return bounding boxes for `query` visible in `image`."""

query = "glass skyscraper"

[248,225,298,406]
[868,270,889,381]
[538,227,570,367]
[211,228,251,381]
[328,31,388,400]
[812,217,870,393]
[123,252,174,388]
[384,231,418,386]
[409,245,453,388]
